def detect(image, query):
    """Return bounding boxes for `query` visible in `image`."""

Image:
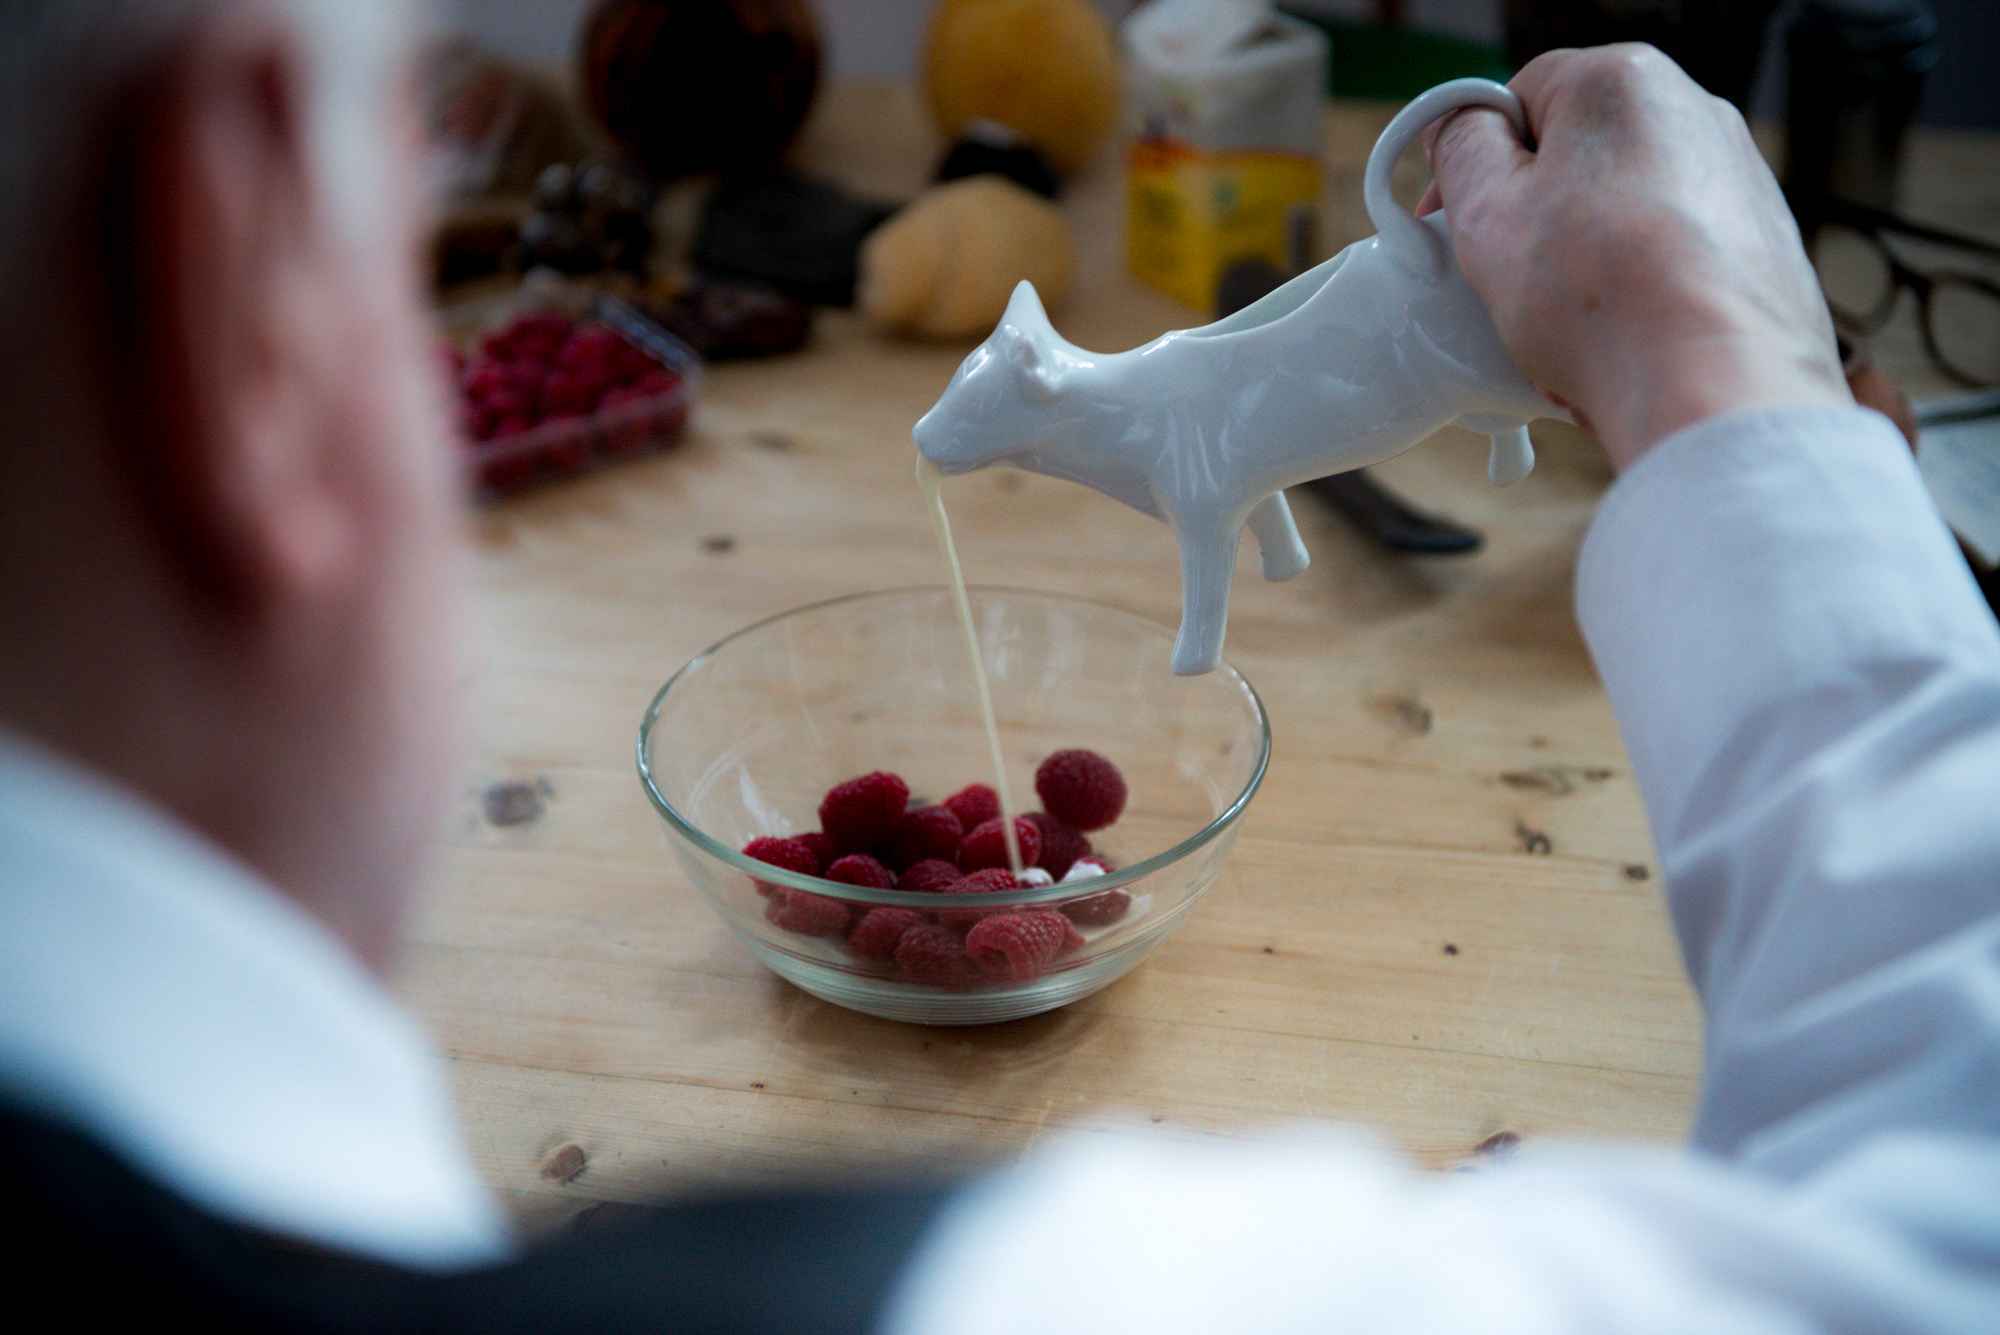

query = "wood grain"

[399,83,1996,1230]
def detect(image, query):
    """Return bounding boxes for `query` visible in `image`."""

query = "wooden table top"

[400,83,2000,1230]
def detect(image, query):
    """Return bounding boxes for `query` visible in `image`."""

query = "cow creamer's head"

[913,282,1075,474]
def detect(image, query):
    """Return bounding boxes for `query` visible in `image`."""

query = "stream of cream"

[915,456,1024,875]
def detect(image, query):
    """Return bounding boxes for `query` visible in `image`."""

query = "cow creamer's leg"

[1170,515,1240,676]
[1247,492,1310,581]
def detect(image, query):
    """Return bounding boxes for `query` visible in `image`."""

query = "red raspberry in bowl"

[1035,749,1127,832]
[818,771,910,853]
[937,867,1019,929]
[764,889,851,937]
[1023,811,1091,878]
[741,835,818,896]
[899,859,963,893]
[959,816,1041,873]
[894,923,977,987]
[825,853,896,890]
[940,783,1000,830]
[795,832,833,872]
[965,911,1071,982]
[847,907,923,960]
[888,805,963,870]
[1062,887,1131,928]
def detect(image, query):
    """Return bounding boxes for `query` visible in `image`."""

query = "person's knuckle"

[1613,42,1673,77]
[1567,51,1638,108]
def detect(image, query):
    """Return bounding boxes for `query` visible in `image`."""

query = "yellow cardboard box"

[1123,5,1328,311]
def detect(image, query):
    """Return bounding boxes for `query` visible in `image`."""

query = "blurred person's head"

[0,1,459,971]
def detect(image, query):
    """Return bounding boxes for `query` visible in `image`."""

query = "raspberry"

[899,858,964,893]
[888,805,963,870]
[966,911,1070,982]
[894,923,977,987]
[1062,887,1131,928]
[508,312,575,345]
[463,361,511,403]
[959,816,1042,872]
[764,889,851,937]
[557,324,624,374]
[477,451,536,490]
[825,853,896,890]
[937,868,1019,929]
[1035,749,1127,831]
[742,835,818,896]
[1023,811,1091,878]
[540,370,600,418]
[795,832,832,872]
[630,369,682,396]
[847,907,923,960]
[482,386,533,423]
[940,783,1000,830]
[818,771,910,853]
[1060,918,1087,954]
[596,384,654,455]
[503,361,549,400]
[611,339,659,383]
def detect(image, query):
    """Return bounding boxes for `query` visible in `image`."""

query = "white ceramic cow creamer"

[912,79,1567,675]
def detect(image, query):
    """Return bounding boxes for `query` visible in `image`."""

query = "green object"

[1276,10,1511,99]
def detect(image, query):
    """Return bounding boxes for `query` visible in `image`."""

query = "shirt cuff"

[1574,404,1996,853]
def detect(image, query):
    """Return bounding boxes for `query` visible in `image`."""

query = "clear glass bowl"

[636,588,1271,1025]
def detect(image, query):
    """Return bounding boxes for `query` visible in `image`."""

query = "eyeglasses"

[1810,199,2000,388]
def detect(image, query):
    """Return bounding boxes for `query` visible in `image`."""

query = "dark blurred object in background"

[1782,0,1939,243]
[578,0,822,182]
[1503,0,1782,108]
[692,174,897,308]
[649,277,815,361]
[520,160,660,279]
[935,122,1062,200]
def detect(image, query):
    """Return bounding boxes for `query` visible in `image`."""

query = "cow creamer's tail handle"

[1363,78,1528,278]
[1366,78,1543,488]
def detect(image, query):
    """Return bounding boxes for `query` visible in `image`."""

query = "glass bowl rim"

[634,585,1272,912]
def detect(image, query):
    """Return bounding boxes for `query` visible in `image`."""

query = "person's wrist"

[1584,329,1851,471]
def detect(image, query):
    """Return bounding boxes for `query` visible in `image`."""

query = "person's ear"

[131,15,353,613]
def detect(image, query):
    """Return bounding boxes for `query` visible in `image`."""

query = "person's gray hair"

[0,0,408,319]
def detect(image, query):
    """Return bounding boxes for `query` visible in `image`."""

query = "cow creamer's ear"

[1002,280,1052,335]
[1008,328,1064,402]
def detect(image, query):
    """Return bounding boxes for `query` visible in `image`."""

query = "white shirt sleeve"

[883,407,2000,1334]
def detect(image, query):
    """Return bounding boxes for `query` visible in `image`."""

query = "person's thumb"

[1421,106,1531,217]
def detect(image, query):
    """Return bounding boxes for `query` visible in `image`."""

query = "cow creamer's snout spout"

[910,404,959,471]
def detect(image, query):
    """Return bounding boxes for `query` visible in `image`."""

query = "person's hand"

[1420,45,1852,470]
